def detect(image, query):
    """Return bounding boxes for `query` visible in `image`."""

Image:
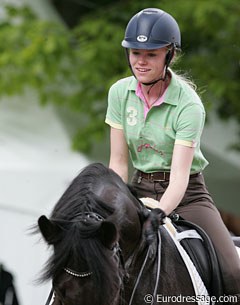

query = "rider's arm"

[158,144,195,215]
[109,127,129,183]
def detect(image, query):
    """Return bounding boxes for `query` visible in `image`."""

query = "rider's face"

[129,48,168,83]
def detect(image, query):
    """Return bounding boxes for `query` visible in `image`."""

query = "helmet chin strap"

[141,69,167,86]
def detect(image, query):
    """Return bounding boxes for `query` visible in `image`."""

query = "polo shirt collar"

[164,71,179,106]
[127,77,138,91]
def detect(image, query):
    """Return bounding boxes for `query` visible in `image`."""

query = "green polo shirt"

[105,72,208,173]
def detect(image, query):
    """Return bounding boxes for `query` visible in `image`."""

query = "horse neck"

[118,212,143,262]
[124,225,157,270]
[120,236,141,263]
[95,184,143,261]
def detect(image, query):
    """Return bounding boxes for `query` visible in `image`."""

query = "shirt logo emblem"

[137,35,147,42]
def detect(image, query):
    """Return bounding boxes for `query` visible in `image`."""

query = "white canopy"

[0,95,89,305]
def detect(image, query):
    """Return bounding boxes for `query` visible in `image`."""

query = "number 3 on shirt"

[127,106,138,126]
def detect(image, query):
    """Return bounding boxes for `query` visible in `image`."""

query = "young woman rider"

[105,8,240,302]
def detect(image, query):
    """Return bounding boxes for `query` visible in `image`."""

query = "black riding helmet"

[122,8,181,50]
[122,8,181,85]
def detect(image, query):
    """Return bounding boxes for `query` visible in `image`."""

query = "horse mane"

[51,162,131,219]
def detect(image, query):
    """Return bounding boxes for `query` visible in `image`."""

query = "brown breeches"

[131,171,240,298]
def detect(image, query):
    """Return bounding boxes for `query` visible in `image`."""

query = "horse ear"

[38,215,62,245]
[98,221,118,250]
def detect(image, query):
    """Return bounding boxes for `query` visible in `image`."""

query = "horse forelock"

[46,214,122,305]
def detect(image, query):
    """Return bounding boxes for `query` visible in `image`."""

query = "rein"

[45,289,54,305]
[128,229,162,305]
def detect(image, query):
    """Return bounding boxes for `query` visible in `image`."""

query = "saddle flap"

[170,217,224,298]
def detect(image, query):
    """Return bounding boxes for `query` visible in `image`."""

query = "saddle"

[140,198,240,301]
[169,214,223,299]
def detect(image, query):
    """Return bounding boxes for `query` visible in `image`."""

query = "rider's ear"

[98,221,118,250]
[38,215,62,245]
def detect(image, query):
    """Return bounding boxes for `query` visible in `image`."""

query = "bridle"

[64,268,92,277]
[44,211,124,305]
[44,268,94,305]
[44,210,162,305]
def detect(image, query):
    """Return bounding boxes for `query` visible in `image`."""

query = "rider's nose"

[138,55,147,64]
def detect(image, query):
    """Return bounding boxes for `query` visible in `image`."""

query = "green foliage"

[0,1,240,152]
[167,0,240,119]
[0,5,78,103]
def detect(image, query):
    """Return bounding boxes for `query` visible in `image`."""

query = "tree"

[0,0,239,152]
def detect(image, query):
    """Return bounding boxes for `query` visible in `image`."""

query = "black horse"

[37,163,217,305]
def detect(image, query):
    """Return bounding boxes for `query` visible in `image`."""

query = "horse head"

[38,209,122,305]
[37,163,145,305]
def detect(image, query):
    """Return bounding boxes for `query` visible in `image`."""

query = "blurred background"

[0,0,239,304]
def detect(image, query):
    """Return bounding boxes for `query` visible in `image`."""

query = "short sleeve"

[175,103,205,148]
[105,83,123,130]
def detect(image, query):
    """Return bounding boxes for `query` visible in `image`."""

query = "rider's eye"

[148,53,157,57]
